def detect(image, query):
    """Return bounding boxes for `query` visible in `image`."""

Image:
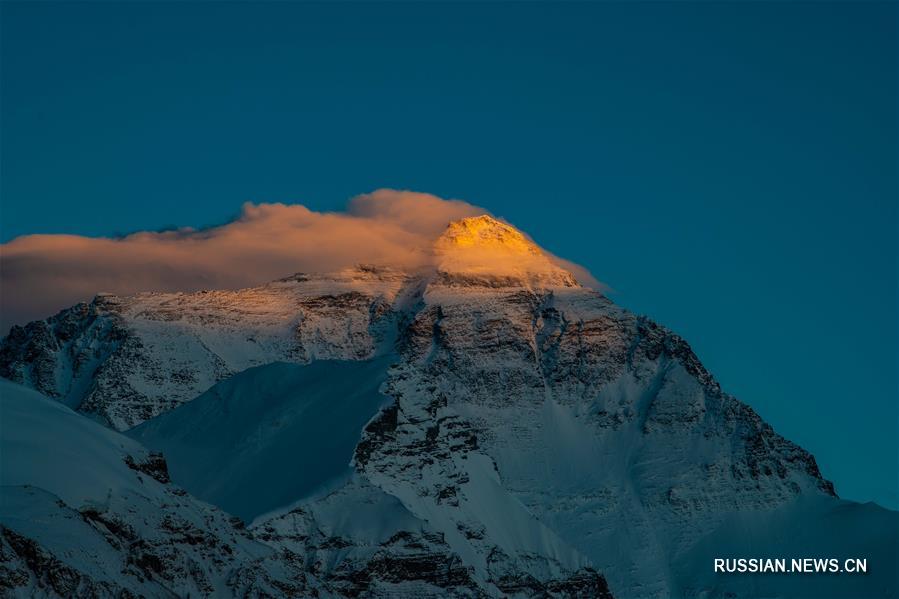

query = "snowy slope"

[0,266,411,430]
[0,380,326,597]
[353,278,851,598]
[673,495,898,599]
[252,473,611,597]
[128,356,395,521]
[0,380,606,597]
[126,354,613,595]
[1,379,154,507]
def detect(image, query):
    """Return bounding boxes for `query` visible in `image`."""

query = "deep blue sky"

[1,2,896,508]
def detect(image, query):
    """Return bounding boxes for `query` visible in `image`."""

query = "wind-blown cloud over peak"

[347,189,483,235]
[0,189,599,332]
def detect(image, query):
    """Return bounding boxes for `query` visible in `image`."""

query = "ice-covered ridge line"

[0,265,416,429]
[0,253,582,430]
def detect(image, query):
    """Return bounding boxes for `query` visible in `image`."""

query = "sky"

[1,1,896,509]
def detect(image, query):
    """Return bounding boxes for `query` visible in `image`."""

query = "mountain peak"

[436,215,542,256]
[433,215,578,288]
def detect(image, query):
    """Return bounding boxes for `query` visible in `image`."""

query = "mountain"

[0,380,326,597]
[1,215,895,598]
[0,265,411,430]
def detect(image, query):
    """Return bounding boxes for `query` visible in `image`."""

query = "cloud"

[347,189,482,236]
[0,189,600,332]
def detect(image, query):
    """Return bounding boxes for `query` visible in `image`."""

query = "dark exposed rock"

[0,526,123,597]
[353,403,399,468]
[123,451,171,484]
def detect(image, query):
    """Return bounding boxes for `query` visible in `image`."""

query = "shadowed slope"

[129,356,394,522]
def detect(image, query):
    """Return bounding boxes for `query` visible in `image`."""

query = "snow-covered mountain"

[1,215,896,598]
[0,380,327,597]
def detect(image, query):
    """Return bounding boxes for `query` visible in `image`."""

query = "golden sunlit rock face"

[433,215,579,288]
[435,215,543,256]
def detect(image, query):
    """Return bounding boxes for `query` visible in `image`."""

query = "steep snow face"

[355,280,841,598]
[0,381,609,598]
[0,266,411,430]
[0,380,327,597]
[128,357,395,522]
[252,474,612,598]
[433,216,578,289]
[0,379,161,508]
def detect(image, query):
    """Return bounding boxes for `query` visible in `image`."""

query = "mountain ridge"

[1,216,895,598]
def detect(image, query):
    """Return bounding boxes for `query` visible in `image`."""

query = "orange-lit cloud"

[0,189,600,331]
